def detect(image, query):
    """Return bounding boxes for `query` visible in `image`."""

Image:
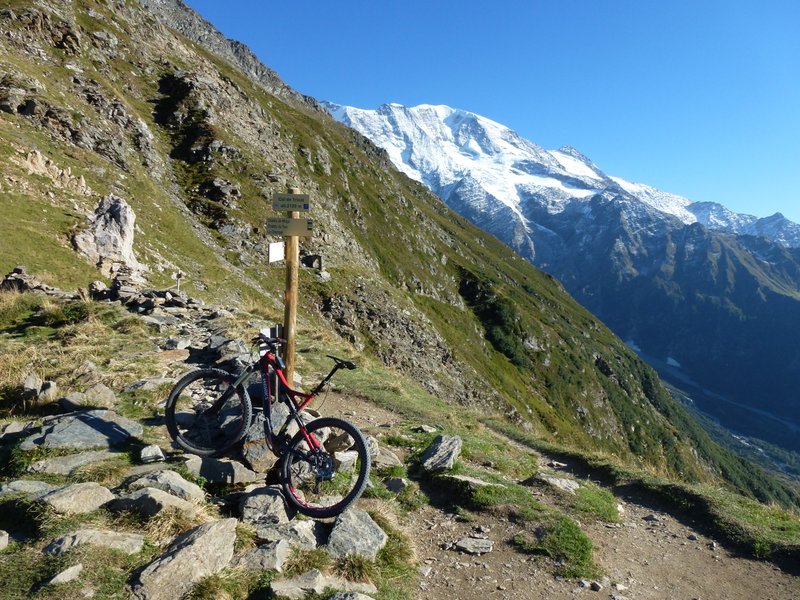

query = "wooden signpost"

[269,188,312,384]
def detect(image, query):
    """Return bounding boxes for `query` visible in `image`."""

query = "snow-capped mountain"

[326,102,800,250]
[327,101,800,451]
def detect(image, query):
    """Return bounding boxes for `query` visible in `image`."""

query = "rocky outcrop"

[72,195,147,279]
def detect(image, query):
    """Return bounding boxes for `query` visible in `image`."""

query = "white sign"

[266,217,313,237]
[268,241,285,263]
[273,193,310,212]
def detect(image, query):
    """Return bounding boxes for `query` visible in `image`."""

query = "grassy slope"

[0,0,797,510]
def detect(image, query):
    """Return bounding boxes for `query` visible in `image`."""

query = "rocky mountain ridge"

[326,102,800,455]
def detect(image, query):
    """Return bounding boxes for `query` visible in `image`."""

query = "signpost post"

[270,188,311,384]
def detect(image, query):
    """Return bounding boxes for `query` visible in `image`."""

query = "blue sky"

[184,1,800,223]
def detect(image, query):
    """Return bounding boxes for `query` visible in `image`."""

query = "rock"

[140,445,165,464]
[241,413,278,472]
[0,479,57,499]
[327,594,376,600]
[0,529,8,551]
[335,450,360,472]
[124,377,176,393]
[643,513,661,523]
[441,474,503,490]
[39,380,59,402]
[538,473,580,494]
[45,563,83,585]
[233,539,291,572]
[688,533,699,541]
[372,447,402,468]
[20,410,143,450]
[365,436,380,458]
[71,195,147,279]
[454,536,493,555]
[412,424,438,434]
[270,568,377,600]
[383,477,410,493]
[82,383,116,408]
[132,518,237,600]
[590,580,604,591]
[420,435,462,473]
[182,454,261,485]
[22,372,43,397]
[239,485,292,527]
[40,482,115,514]
[129,470,204,503]
[110,487,198,518]
[27,450,120,475]
[326,509,388,560]
[255,518,324,549]
[44,529,145,555]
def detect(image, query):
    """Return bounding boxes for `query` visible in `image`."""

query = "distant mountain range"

[326,102,800,451]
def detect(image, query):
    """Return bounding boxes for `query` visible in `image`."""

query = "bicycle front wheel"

[164,368,252,457]
[280,417,370,519]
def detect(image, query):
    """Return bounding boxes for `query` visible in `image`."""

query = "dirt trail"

[320,392,799,600]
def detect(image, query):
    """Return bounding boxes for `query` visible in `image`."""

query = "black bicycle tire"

[164,368,253,457]
[279,416,370,519]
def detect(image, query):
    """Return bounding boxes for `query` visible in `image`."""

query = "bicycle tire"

[164,368,253,457]
[279,416,370,519]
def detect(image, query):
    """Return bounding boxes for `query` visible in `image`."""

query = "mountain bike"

[164,332,370,518]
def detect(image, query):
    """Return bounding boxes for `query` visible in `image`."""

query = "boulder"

[0,529,8,551]
[537,473,580,495]
[128,470,204,503]
[326,509,387,560]
[455,536,493,555]
[44,529,145,555]
[20,410,143,451]
[182,454,261,485]
[40,482,115,514]
[270,569,377,600]
[110,487,198,518]
[45,563,83,585]
[233,539,291,572]
[239,485,292,527]
[254,518,324,549]
[131,518,237,600]
[140,444,165,464]
[420,435,462,473]
[0,479,57,499]
[27,449,120,475]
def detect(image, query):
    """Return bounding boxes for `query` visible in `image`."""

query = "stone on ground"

[182,454,260,484]
[326,509,387,560]
[20,410,143,450]
[455,536,494,555]
[40,482,115,514]
[129,469,204,503]
[110,487,198,518]
[45,563,83,585]
[233,539,291,572]
[131,518,237,600]
[420,435,462,473]
[270,568,377,600]
[44,529,145,555]
[27,450,120,475]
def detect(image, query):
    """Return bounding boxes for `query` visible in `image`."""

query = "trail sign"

[273,193,310,212]
[268,241,285,263]
[266,217,313,237]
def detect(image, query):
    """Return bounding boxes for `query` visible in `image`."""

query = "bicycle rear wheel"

[280,417,370,519]
[164,368,252,457]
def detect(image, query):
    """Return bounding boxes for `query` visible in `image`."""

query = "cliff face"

[0,0,796,505]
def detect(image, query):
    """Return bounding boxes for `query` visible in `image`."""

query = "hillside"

[2,0,799,503]
[0,0,799,597]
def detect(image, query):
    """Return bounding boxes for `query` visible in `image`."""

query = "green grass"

[573,484,621,523]
[513,516,597,578]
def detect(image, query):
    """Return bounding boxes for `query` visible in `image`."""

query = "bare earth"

[321,392,800,600]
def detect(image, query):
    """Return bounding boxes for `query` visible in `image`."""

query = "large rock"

[182,454,260,485]
[71,195,147,278]
[241,413,278,472]
[110,487,198,518]
[270,568,377,600]
[20,410,143,450]
[44,529,145,555]
[233,539,291,572]
[239,485,292,527]
[131,518,237,600]
[537,473,581,495]
[27,450,120,475]
[40,482,115,514]
[0,479,58,499]
[420,435,462,473]
[129,470,205,503]
[326,509,387,560]
[0,529,8,551]
[255,518,324,549]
